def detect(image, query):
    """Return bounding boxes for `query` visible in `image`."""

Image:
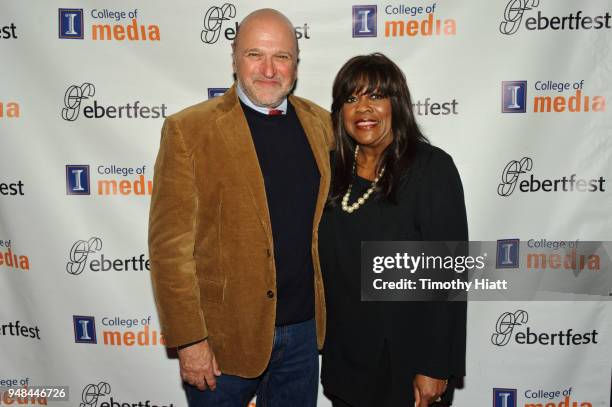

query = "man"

[148,8,333,406]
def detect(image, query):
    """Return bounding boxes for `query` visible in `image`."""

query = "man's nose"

[261,56,276,78]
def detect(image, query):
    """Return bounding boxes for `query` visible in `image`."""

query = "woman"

[319,53,467,407]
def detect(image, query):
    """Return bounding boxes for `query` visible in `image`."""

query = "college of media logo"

[494,386,592,407]
[500,0,612,35]
[502,80,605,113]
[66,164,152,196]
[0,378,49,405]
[58,8,160,41]
[0,100,20,119]
[61,82,168,121]
[0,239,30,272]
[501,81,527,113]
[497,157,606,197]
[74,315,97,344]
[493,388,517,407]
[80,381,175,407]
[1,22,18,39]
[353,5,377,37]
[59,8,84,39]
[496,238,600,272]
[353,3,456,38]
[66,236,150,275]
[496,239,520,269]
[66,165,90,195]
[201,3,237,44]
[208,88,228,99]
[73,315,165,347]
[491,310,599,346]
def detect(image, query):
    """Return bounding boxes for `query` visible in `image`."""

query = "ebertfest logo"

[61,82,168,121]
[200,3,310,44]
[497,157,606,197]
[491,310,599,346]
[80,382,175,407]
[201,3,236,44]
[67,237,102,275]
[1,22,18,39]
[499,0,540,34]
[66,237,150,275]
[500,0,612,35]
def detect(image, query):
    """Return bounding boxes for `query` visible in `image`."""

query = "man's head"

[232,9,299,108]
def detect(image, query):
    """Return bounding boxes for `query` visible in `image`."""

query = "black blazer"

[319,142,468,406]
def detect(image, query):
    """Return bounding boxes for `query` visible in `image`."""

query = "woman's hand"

[413,374,447,406]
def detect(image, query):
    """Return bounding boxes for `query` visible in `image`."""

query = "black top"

[319,142,468,406]
[242,101,320,326]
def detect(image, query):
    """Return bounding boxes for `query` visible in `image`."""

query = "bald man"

[149,8,333,406]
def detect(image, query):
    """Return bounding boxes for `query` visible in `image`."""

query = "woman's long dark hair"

[329,53,428,205]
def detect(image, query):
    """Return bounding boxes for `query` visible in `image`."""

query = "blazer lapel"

[291,96,331,230]
[216,87,273,243]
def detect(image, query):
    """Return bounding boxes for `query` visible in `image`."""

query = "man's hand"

[413,374,447,407]
[178,339,222,391]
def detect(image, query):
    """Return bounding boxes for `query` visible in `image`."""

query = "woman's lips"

[355,119,379,129]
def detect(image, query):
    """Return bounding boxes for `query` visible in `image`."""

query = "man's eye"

[247,52,261,58]
[276,54,290,60]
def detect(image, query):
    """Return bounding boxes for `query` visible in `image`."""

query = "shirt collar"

[236,83,287,115]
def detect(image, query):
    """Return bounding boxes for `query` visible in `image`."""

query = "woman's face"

[342,89,393,152]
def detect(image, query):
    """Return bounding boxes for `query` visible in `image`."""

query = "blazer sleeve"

[148,117,207,348]
[415,148,468,379]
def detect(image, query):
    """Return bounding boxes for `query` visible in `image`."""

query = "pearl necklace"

[341,146,385,213]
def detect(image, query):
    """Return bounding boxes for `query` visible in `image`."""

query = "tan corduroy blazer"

[148,85,333,377]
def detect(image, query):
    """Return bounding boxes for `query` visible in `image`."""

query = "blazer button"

[267,290,274,298]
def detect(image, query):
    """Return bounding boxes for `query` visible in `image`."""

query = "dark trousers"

[185,319,318,407]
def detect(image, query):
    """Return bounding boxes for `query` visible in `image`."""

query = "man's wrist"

[176,337,207,351]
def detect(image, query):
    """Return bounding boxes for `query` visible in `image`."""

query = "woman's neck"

[355,147,383,181]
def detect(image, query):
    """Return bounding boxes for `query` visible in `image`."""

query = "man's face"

[233,18,298,108]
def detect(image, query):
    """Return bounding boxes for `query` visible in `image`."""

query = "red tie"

[268,109,283,116]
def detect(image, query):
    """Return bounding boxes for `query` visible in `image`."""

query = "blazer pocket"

[200,279,225,304]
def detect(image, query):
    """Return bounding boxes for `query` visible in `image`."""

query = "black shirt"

[242,101,320,326]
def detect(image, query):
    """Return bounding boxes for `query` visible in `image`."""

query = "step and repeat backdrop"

[1,0,611,406]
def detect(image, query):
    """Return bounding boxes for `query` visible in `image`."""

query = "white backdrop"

[1,1,610,406]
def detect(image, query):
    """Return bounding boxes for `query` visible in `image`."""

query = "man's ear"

[231,42,237,73]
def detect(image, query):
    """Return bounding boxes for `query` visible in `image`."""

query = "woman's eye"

[369,93,383,100]
[345,96,357,103]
